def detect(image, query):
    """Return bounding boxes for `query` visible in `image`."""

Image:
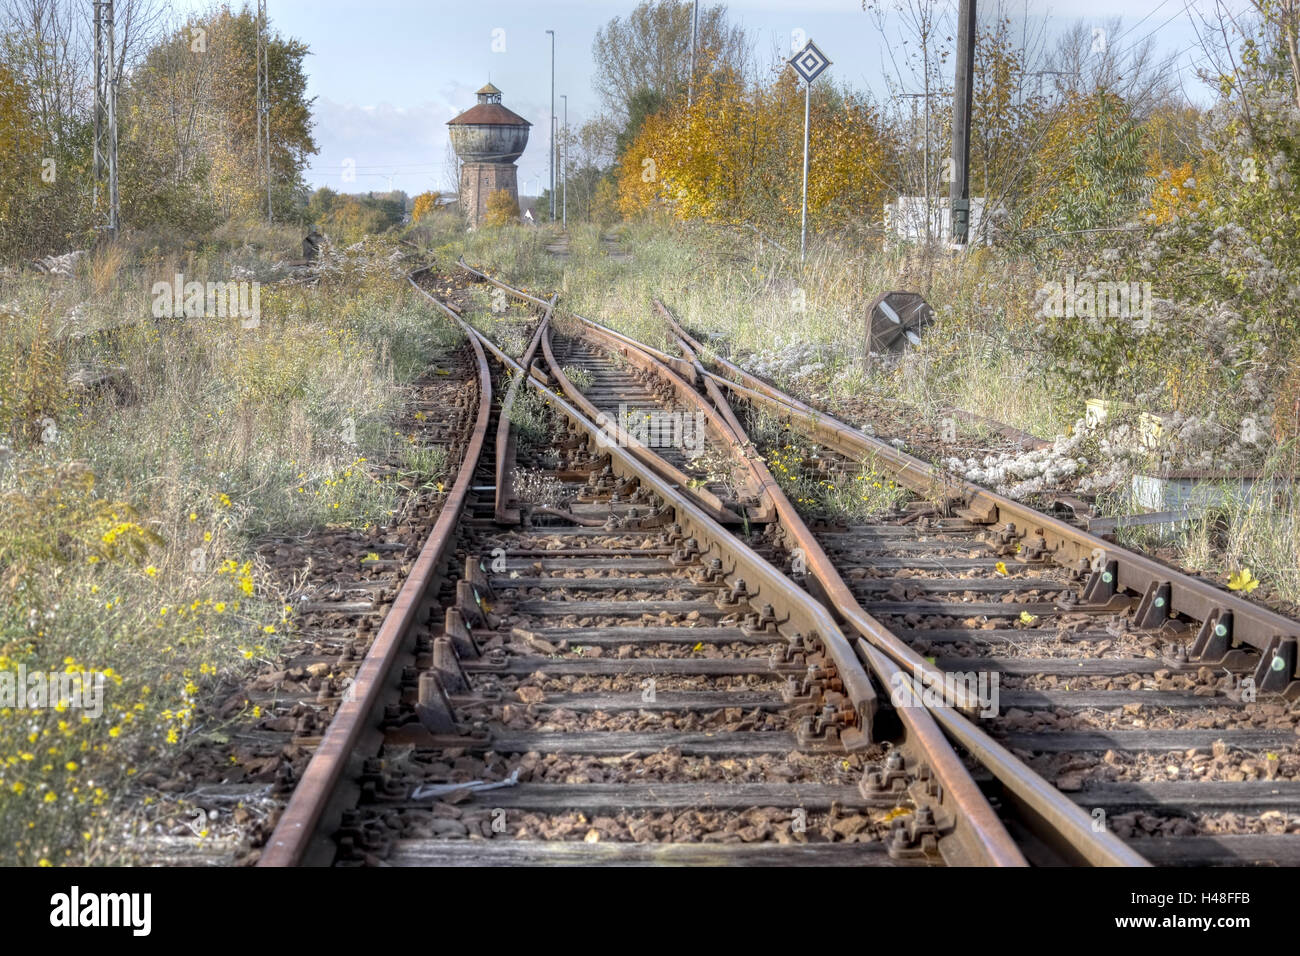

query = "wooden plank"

[463,658,796,676]
[851,577,1065,593]
[489,731,802,756]
[836,557,1005,570]
[907,628,1115,644]
[493,576,714,593]
[386,839,913,866]
[495,626,764,645]
[403,782,882,811]
[502,558,677,571]
[1001,730,1296,753]
[511,599,722,617]
[527,690,788,712]
[866,600,1060,616]
[1123,834,1300,866]
[1070,780,1300,812]
[503,548,677,558]
[937,656,1168,676]
[999,689,1212,709]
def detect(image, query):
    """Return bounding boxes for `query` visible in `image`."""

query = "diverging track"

[257,258,1300,868]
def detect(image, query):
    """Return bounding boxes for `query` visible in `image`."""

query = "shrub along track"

[118,334,482,865]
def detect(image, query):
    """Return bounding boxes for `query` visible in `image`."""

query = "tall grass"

[0,235,458,864]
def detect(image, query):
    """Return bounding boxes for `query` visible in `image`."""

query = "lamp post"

[545,29,555,220]
[561,94,567,228]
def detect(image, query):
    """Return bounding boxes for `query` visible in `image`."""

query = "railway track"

[254,260,1299,868]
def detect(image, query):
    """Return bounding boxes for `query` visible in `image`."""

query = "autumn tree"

[593,0,748,125]
[119,6,317,227]
[411,191,440,223]
[618,65,896,239]
[484,189,520,227]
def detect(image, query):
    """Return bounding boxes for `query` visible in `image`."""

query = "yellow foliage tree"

[484,189,520,227]
[616,66,894,236]
[411,191,439,223]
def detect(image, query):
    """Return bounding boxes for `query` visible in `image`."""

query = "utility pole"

[561,94,568,228]
[257,0,272,221]
[688,0,698,108]
[93,0,119,236]
[546,29,555,219]
[950,0,976,245]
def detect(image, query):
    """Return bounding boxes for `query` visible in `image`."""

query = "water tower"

[447,83,531,227]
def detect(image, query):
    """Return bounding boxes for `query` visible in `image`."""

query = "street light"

[545,29,555,220]
[560,93,567,228]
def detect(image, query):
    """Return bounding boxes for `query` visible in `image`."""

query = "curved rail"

[663,306,1300,696]
[452,262,1051,866]
[495,294,556,522]
[258,267,494,867]
[667,324,1028,867]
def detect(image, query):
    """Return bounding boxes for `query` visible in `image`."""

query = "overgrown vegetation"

[0,232,459,864]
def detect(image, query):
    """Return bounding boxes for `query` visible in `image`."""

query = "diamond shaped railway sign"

[790,40,831,84]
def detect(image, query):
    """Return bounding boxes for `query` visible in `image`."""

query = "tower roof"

[448,83,531,127]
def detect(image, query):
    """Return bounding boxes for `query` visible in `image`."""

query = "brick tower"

[447,83,531,227]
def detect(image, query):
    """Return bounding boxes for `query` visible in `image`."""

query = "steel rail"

[461,257,766,519]
[457,257,700,383]
[542,319,774,519]
[665,310,1300,696]
[436,283,883,757]
[445,265,1150,864]
[495,294,556,522]
[258,268,493,867]
[450,263,1107,866]
[535,318,740,524]
[667,322,1028,867]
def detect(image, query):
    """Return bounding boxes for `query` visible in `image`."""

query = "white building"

[884,196,993,246]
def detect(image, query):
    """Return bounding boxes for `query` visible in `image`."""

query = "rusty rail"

[495,294,555,522]
[665,320,1028,867]
[453,263,1058,865]
[452,267,883,758]
[664,308,1300,701]
[257,269,493,867]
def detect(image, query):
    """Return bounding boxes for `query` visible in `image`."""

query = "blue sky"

[173,1,1225,197]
